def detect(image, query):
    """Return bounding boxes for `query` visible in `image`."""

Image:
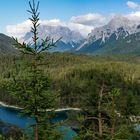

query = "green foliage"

[0,120,27,140]
[114,125,140,140]
[0,0,139,140]
[0,51,140,139]
[0,53,140,139]
[1,0,62,140]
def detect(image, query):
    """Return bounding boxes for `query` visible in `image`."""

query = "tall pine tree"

[7,0,61,139]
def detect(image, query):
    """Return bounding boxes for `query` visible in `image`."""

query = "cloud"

[70,13,106,26]
[6,20,32,38]
[5,1,140,38]
[40,19,66,26]
[68,13,107,36]
[127,1,138,9]
[126,1,140,22]
[126,11,140,21]
[68,22,94,37]
[6,19,66,38]
[6,13,106,38]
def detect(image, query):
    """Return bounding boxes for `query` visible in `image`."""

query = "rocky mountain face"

[0,34,17,55]
[76,15,140,55]
[20,25,84,52]
[1,15,140,55]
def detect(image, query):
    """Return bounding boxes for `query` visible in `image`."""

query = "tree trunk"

[111,96,115,140]
[35,123,38,140]
[98,84,104,138]
[98,112,103,138]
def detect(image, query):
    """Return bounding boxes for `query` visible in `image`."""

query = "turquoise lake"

[0,105,140,140]
[0,106,77,140]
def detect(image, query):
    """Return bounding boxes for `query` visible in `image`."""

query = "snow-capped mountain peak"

[76,15,138,51]
[21,25,84,44]
[20,25,84,52]
[108,15,134,30]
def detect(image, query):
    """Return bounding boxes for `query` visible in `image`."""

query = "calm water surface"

[0,106,77,140]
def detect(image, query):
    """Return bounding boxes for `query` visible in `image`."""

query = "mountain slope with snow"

[19,15,140,55]
[20,25,84,52]
[76,15,140,55]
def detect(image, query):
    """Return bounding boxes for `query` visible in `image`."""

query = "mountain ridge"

[76,15,140,55]
[20,25,84,52]
[1,15,140,55]
[0,33,17,55]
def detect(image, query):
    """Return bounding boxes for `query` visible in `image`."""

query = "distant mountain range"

[20,25,84,52]
[76,15,140,55]
[1,15,140,55]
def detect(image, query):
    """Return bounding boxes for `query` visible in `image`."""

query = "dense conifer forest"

[0,0,140,139]
[0,53,140,139]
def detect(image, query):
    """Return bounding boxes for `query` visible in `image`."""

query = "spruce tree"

[6,0,61,139]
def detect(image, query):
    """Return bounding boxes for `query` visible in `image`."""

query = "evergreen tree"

[5,0,62,139]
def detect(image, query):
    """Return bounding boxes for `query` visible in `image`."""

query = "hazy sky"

[0,0,140,37]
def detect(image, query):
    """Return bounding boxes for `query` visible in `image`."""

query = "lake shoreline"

[0,101,81,112]
[0,101,21,109]
[0,101,140,122]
